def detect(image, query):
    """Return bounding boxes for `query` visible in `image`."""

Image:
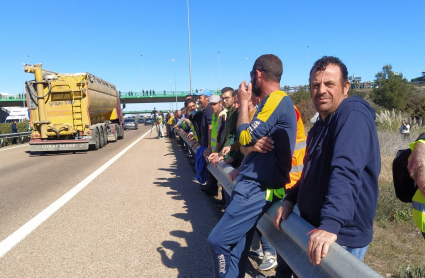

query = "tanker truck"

[24,64,125,152]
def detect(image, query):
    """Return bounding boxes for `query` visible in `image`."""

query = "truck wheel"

[113,129,118,141]
[103,127,108,146]
[99,128,104,148]
[118,127,124,140]
[90,129,100,150]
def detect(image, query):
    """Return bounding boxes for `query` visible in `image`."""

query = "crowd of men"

[161,54,425,278]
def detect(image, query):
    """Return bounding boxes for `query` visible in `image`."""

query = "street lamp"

[218,52,221,91]
[171,59,177,110]
[187,0,193,95]
[141,55,144,92]
[307,46,310,77]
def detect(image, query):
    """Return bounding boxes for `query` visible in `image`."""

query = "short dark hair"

[185,98,196,108]
[252,54,283,83]
[309,56,348,87]
[221,87,234,96]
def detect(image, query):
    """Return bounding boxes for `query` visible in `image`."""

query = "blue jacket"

[195,146,208,184]
[238,90,297,189]
[285,97,381,248]
[12,123,18,133]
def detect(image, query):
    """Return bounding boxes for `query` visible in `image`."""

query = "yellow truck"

[24,64,125,152]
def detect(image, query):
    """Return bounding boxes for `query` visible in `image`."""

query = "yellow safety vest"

[189,121,199,142]
[411,139,425,232]
[211,109,227,152]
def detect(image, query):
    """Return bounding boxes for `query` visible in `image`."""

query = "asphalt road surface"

[0,126,271,277]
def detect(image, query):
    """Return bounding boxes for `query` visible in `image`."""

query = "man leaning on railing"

[274,56,381,274]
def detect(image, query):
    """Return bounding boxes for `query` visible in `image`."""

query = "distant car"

[137,118,145,124]
[123,118,138,130]
[145,118,153,125]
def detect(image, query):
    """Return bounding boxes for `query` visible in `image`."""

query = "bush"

[348,89,367,99]
[290,88,310,105]
[296,99,317,125]
[0,121,30,146]
[396,265,425,278]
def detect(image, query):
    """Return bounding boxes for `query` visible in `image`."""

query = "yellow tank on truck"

[24,64,125,152]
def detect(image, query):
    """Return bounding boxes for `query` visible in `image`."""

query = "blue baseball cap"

[194,88,211,97]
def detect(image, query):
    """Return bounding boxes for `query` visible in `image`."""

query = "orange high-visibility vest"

[286,106,306,189]
[266,105,307,201]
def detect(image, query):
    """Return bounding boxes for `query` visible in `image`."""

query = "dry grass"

[366,129,425,276]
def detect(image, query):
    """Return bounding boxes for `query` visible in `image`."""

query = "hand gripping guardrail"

[0,131,31,147]
[176,129,382,278]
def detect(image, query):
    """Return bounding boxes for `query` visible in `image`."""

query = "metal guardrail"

[176,129,382,278]
[0,131,31,147]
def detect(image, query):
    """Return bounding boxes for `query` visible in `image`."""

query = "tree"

[290,87,310,105]
[370,64,412,110]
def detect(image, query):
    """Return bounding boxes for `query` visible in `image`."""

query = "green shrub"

[0,121,30,146]
[396,265,425,278]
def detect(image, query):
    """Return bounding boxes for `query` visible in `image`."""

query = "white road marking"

[0,127,154,258]
[0,144,29,152]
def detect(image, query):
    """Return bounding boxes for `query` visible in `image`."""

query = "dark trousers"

[207,179,277,278]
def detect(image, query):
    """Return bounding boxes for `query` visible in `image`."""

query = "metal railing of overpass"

[175,129,382,278]
[122,110,169,114]
[120,90,221,98]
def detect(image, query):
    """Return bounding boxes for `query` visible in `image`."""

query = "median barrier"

[0,131,31,147]
[176,129,382,278]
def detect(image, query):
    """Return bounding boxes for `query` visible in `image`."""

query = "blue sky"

[1,0,424,111]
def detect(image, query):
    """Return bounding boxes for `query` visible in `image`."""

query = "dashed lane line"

[0,144,29,152]
[0,127,154,258]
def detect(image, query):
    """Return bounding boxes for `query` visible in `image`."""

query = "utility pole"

[141,55,144,91]
[172,59,177,110]
[218,52,221,91]
[187,0,193,94]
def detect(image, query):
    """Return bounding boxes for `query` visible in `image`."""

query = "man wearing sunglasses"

[207,54,297,277]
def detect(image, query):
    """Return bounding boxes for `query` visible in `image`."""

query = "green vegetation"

[0,121,30,146]
[370,64,412,111]
[396,265,425,278]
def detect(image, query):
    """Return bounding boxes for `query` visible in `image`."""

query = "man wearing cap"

[194,88,213,150]
[207,54,297,277]
[194,89,219,195]
[208,94,227,158]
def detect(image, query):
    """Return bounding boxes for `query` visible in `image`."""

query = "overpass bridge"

[122,110,169,115]
[0,90,222,107]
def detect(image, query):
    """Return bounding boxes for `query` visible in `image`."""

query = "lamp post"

[187,0,193,95]
[307,46,310,76]
[172,59,177,110]
[141,55,144,92]
[218,52,221,91]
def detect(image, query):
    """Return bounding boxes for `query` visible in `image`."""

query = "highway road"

[0,125,270,277]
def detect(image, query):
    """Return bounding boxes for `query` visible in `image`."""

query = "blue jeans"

[275,245,369,278]
[207,179,277,278]
[341,245,369,261]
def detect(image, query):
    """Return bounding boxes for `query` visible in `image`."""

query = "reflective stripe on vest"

[413,200,425,213]
[412,189,425,232]
[211,109,227,152]
[266,105,307,201]
[285,106,307,190]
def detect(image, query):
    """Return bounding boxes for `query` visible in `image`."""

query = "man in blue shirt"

[274,56,381,269]
[207,54,297,277]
